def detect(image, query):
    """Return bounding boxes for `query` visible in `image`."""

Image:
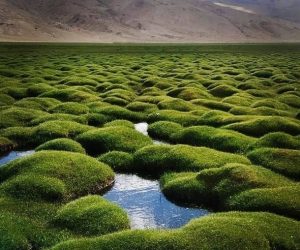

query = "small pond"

[0,150,34,166]
[134,122,169,145]
[103,123,210,229]
[103,173,210,229]
[0,123,211,229]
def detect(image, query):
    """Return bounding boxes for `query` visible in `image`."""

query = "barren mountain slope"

[1,0,300,42]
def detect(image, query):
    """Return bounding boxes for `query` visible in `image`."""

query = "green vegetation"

[0,174,67,202]
[147,110,200,126]
[40,89,100,103]
[13,97,61,111]
[0,44,300,249]
[0,151,114,198]
[0,211,71,250]
[223,116,300,137]
[103,119,134,129]
[76,126,152,155]
[0,137,15,153]
[148,121,183,141]
[249,132,300,150]
[247,148,300,179]
[50,212,300,250]
[36,138,86,154]
[172,125,256,153]
[0,107,46,128]
[228,185,300,219]
[1,120,92,147]
[133,145,250,176]
[160,163,293,208]
[98,151,134,172]
[53,195,130,236]
[50,102,89,115]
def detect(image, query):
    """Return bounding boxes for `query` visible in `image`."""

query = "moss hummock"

[160,163,293,208]
[36,138,86,154]
[133,144,250,176]
[50,212,300,250]
[247,148,300,179]
[0,151,114,198]
[172,125,256,153]
[53,195,130,236]
[76,126,152,155]
[98,151,134,172]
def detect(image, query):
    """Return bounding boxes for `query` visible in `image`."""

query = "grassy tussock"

[50,212,300,250]
[0,44,300,249]
[76,126,153,155]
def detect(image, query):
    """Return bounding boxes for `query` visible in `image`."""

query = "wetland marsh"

[0,44,299,250]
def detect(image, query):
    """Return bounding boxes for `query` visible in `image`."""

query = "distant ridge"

[1,0,300,42]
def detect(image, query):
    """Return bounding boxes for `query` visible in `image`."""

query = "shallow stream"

[0,123,210,229]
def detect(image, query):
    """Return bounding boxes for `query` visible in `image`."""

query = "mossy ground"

[50,212,300,250]
[0,44,299,249]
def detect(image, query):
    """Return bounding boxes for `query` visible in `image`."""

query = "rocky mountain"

[1,0,300,42]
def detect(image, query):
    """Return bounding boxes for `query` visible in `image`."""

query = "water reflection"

[134,122,169,145]
[0,150,34,166]
[134,122,149,136]
[103,173,210,229]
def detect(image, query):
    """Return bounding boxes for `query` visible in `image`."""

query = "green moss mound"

[196,110,247,127]
[1,87,28,99]
[76,126,152,155]
[0,151,114,199]
[0,211,70,250]
[148,121,183,141]
[0,107,46,129]
[230,106,294,117]
[27,83,55,96]
[253,70,273,78]
[0,174,66,202]
[50,102,89,115]
[147,110,200,126]
[1,44,300,250]
[1,120,93,147]
[94,106,144,122]
[157,98,194,111]
[228,185,300,219]
[126,101,158,112]
[278,94,300,109]
[103,96,129,106]
[209,84,239,97]
[62,77,98,87]
[32,120,92,145]
[247,148,300,179]
[98,151,134,172]
[223,116,300,137]
[133,145,250,176]
[0,137,15,153]
[249,132,300,150]
[0,94,15,106]
[53,195,129,236]
[50,212,300,250]
[83,113,109,126]
[172,126,255,153]
[30,113,87,126]
[13,97,61,111]
[40,89,99,103]
[161,163,292,207]
[36,138,86,154]
[0,127,34,147]
[103,120,134,129]
[191,98,233,111]
[251,99,291,111]
[168,87,212,100]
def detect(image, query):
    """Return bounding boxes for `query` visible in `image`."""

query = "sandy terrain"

[1,0,300,42]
